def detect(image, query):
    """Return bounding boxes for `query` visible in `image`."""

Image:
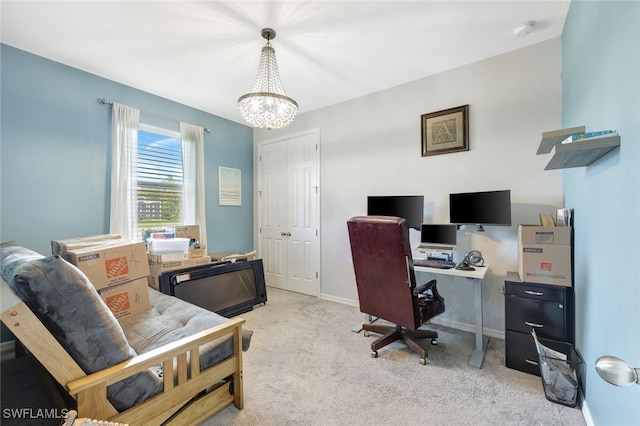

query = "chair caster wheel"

[371,351,378,358]
[431,339,438,345]
[364,331,370,337]
[419,357,426,365]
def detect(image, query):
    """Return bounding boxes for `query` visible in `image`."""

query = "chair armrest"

[67,317,245,395]
[414,279,437,296]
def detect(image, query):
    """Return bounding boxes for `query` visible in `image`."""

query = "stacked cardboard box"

[175,225,206,259]
[147,256,212,290]
[53,235,152,319]
[174,225,200,241]
[517,225,572,287]
[143,224,212,289]
[52,234,121,262]
[210,251,256,262]
[98,276,150,319]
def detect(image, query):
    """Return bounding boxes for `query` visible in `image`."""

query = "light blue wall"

[1,44,254,256]
[562,1,639,424]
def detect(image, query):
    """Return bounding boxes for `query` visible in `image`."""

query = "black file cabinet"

[504,271,574,376]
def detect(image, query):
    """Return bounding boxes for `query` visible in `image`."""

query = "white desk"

[413,262,489,368]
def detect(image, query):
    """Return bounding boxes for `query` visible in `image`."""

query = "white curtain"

[180,122,208,249]
[110,103,140,240]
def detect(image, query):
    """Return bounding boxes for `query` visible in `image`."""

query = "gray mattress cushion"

[120,288,252,372]
[0,242,162,412]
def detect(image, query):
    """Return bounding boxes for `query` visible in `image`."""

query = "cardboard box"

[52,234,121,259]
[147,252,190,263]
[147,256,212,290]
[99,277,151,319]
[175,225,200,241]
[210,251,256,262]
[188,246,206,259]
[518,225,572,286]
[67,241,150,290]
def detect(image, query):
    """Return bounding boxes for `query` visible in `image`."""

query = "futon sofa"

[0,242,252,425]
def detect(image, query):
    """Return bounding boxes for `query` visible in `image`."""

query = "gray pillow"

[4,247,162,411]
[0,242,44,283]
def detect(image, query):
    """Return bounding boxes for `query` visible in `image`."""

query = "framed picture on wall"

[219,166,241,206]
[421,104,469,157]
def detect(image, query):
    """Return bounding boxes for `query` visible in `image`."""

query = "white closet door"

[285,132,319,295]
[260,140,288,290]
[258,130,320,297]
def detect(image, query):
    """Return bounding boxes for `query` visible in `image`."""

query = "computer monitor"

[367,195,424,230]
[449,189,511,231]
[418,224,458,260]
[420,224,458,247]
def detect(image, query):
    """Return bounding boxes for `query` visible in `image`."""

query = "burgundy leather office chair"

[347,216,445,364]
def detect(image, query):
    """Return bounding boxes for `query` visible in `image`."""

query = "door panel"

[260,142,287,289]
[258,130,320,296]
[286,132,319,295]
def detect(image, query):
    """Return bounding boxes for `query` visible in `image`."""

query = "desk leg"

[351,314,378,333]
[469,278,489,369]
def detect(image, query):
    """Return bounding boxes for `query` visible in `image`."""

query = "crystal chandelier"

[238,28,298,130]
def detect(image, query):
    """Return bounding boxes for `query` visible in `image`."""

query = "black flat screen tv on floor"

[159,259,267,317]
[449,189,511,229]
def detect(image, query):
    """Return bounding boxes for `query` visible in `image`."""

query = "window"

[110,104,206,246]
[137,125,183,237]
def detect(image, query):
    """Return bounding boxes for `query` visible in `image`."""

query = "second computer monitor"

[420,223,458,254]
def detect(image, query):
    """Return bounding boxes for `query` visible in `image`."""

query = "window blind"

[137,130,183,228]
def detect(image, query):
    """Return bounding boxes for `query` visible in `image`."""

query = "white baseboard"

[430,317,505,340]
[319,293,359,307]
[1,340,15,361]
[581,393,594,426]
[319,294,505,340]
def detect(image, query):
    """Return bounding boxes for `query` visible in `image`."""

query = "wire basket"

[535,337,584,408]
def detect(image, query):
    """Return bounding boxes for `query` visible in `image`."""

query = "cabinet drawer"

[505,281,566,302]
[505,295,566,339]
[505,330,541,375]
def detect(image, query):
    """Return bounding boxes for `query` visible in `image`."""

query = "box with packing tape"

[147,256,212,290]
[188,245,206,259]
[518,225,572,287]
[52,234,121,261]
[66,240,150,290]
[175,225,200,241]
[147,252,190,263]
[99,277,151,319]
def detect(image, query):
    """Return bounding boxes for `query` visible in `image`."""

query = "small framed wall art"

[421,104,469,157]
[219,166,242,206]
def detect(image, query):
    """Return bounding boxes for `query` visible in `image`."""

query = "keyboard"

[413,259,456,269]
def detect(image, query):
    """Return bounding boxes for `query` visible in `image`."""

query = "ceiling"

[1,1,571,126]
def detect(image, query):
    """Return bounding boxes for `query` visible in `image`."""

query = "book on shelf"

[561,130,615,144]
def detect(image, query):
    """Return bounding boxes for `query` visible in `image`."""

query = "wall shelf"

[538,127,621,170]
[537,126,586,155]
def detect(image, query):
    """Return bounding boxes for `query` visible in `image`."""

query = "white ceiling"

[1,1,571,126]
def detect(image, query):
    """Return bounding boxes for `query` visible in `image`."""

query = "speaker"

[464,250,484,267]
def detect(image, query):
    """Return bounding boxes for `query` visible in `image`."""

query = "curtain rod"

[98,98,211,133]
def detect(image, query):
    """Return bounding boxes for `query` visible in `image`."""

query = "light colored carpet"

[207,287,586,426]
